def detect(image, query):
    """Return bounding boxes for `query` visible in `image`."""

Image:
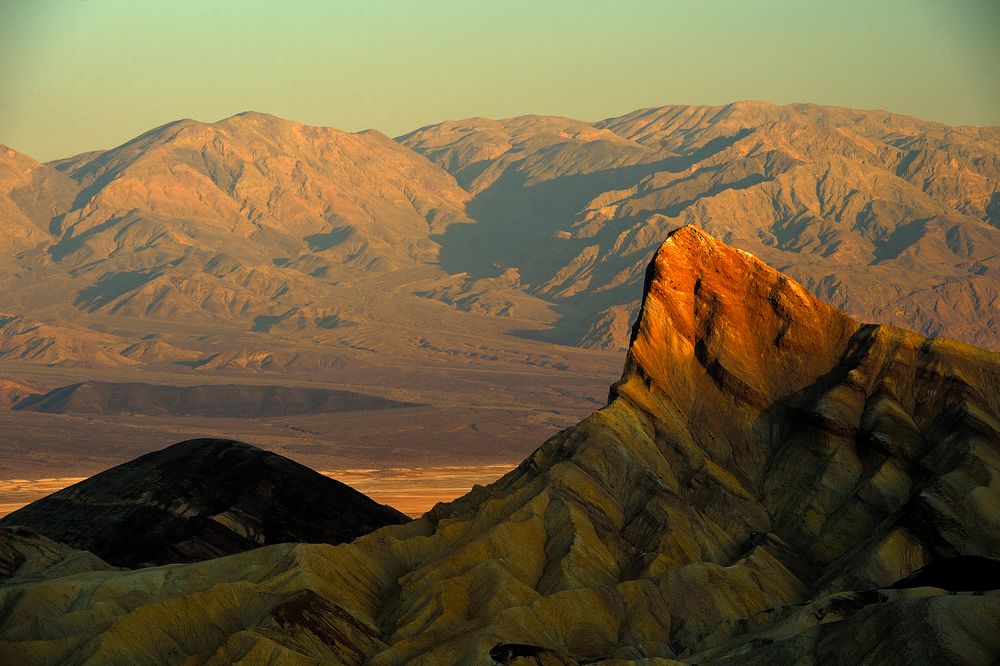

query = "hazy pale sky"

[2,0,998,161]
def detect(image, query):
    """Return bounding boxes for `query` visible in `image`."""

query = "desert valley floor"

[0,343,623,516]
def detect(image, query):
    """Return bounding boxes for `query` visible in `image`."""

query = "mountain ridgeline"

[1,227,997,664]
[0,102,997,378]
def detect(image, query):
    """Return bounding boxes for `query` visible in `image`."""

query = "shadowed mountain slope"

[401,101,1000,351]
[0,145,77,252]
[0,438,410,567]
[0,227,996,663]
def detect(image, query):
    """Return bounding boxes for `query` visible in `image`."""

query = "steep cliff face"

[1,227,997,664]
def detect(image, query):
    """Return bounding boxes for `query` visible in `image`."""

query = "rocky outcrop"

[0,527,115,582]
[0,438,410,567]
[0,227,996,663]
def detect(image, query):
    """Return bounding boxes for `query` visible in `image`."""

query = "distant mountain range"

[1,101,997,376]
[400,102,1000,349]
[2,227,997,663]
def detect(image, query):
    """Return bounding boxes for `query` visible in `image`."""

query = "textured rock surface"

[0,527,116,582]
[0,227,997,663]
[0,145,75,252]
[0,438,410,567]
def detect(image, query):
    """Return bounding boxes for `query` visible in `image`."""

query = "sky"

[1,0,998,161]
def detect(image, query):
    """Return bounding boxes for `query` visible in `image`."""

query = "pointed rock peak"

[617,225,859,408]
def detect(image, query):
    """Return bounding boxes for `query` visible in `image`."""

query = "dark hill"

[0,438,410,567]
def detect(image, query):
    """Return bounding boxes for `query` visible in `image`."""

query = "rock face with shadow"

[1,227,997,663]
[0,438,410,567]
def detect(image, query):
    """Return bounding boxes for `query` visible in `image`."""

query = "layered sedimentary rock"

[0,527,116,582]
[0,227,997,663]
[0,102,997,375]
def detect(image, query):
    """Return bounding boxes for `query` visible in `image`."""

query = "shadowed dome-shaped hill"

[0,438,410,567]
